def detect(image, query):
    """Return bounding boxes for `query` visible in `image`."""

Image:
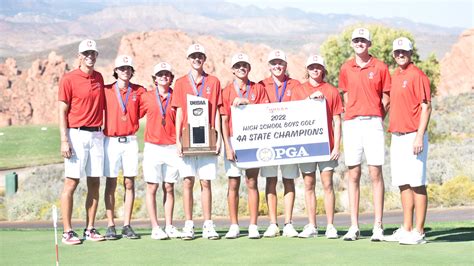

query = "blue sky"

[225,0,473,29]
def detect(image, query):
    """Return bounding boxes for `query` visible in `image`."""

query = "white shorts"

[260,164,299,179]
[143,143,182,184]
[64,128,104,179]
[180,155,217,180]
[299,160,338,174]
[343,116,385,166]
[104,136,138,177]
[224,158,244,177]
[390,132,428,187]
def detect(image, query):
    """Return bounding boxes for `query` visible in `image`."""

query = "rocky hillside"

[0,30,306,126]
[437,28,474,97]
[1,28,472,126]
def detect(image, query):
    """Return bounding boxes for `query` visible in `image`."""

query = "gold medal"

[121,115,127,121]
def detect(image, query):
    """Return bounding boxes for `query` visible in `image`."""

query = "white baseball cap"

[305,54,325,68]
[114,55,133,68]
[351,28,371,42]
[186,43,206,58]
[267,49,287,62]
[231,52,250,67]
[153,62,172,75]
[392,37,413,51]
[78,39,98,53]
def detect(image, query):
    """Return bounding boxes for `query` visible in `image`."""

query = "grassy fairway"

[1,222,473,265]
[0,124,146,170]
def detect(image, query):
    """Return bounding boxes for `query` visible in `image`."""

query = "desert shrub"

[440,175,474,206]
[427,183,443,207]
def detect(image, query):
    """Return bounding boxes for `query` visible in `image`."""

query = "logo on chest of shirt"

[286,89,292,96]
[402,80,408,88]
[251,93,256,101]
[206,86,211,95]
[368,72,375,80]
[132,93,137,101]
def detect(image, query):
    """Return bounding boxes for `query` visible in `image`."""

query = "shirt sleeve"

[58,75,72,104]
[338,66,348,93]
[381,63,392,94]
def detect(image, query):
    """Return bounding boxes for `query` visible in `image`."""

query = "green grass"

[0,124,146,170]
[1,221,473,265]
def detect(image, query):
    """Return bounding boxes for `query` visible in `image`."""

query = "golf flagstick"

[52,205,59,266]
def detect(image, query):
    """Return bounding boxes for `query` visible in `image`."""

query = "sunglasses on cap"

[233,62,250,69]
[117,66,132,71]
[189,53,205,59]
[81,50,98,57]
[269,59,287,66]
[155,71,172,77]
[352,38,369,44]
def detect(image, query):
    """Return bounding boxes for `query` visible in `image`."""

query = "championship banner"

[231,99,331,168]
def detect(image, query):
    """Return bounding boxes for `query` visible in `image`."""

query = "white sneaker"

[165,225,182,239]
[384,226,409,242]
[202,220,220,240]
[151,226,169,240]
[263,223,280,238]
[225,224,240,239]
[298,224,318,238]
[399,229,427,245]
[371,225,384,241]
[248,224,260,239]
[282,223,299,237]
[325,224,338,239]
[343,226,360,241]
[182,220,195,240]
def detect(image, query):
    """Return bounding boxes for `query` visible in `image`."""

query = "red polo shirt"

[58,68,105,128]
[140,89,176,145]
[338,57,391,120]
[388,63,431,133]
[259,76,301,103]
[294,81,343,151]
[171,73,222,131]
[221,81,269,136]
[103,82,145,137]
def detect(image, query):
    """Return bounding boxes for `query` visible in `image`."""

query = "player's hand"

[232,97,250,106]
[61,141,72,159]
[309,91,324,100]
[413,135,424,155]
[225,146,236,161]
[176,141,183,157]
[330,147,340,161]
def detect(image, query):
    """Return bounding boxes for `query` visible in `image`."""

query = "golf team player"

[258,49,301,238]
[384,37,432,245]
[140,62,184,240]
[292,55,343,239]
[172,43,222,240]
[58,39,105,245]
[221,53,269,239]
[338,28,391,241]
[103,55,145,240]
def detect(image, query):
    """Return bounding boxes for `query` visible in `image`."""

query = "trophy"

[182,94,217,155]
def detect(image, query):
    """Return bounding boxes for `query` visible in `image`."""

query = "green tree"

[320,24,439,95]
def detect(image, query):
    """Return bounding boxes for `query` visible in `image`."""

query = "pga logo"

[257,146,309,162]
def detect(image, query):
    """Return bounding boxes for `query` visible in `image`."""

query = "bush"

[440,175,474,206]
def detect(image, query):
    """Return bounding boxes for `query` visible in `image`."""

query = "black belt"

[393,131,415,136]
[72,126,101,132]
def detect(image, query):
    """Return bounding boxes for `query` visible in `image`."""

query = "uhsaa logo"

[275,146,309,159]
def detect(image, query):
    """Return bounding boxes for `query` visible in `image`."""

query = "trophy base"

[182,126,218,156]
[182,147,218,156]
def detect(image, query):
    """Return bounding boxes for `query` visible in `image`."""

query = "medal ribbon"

[187,72,206,97]
[273,78,288,102]
[155,87,170,123]
[115,82,132,114]
[233,80,251,99]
